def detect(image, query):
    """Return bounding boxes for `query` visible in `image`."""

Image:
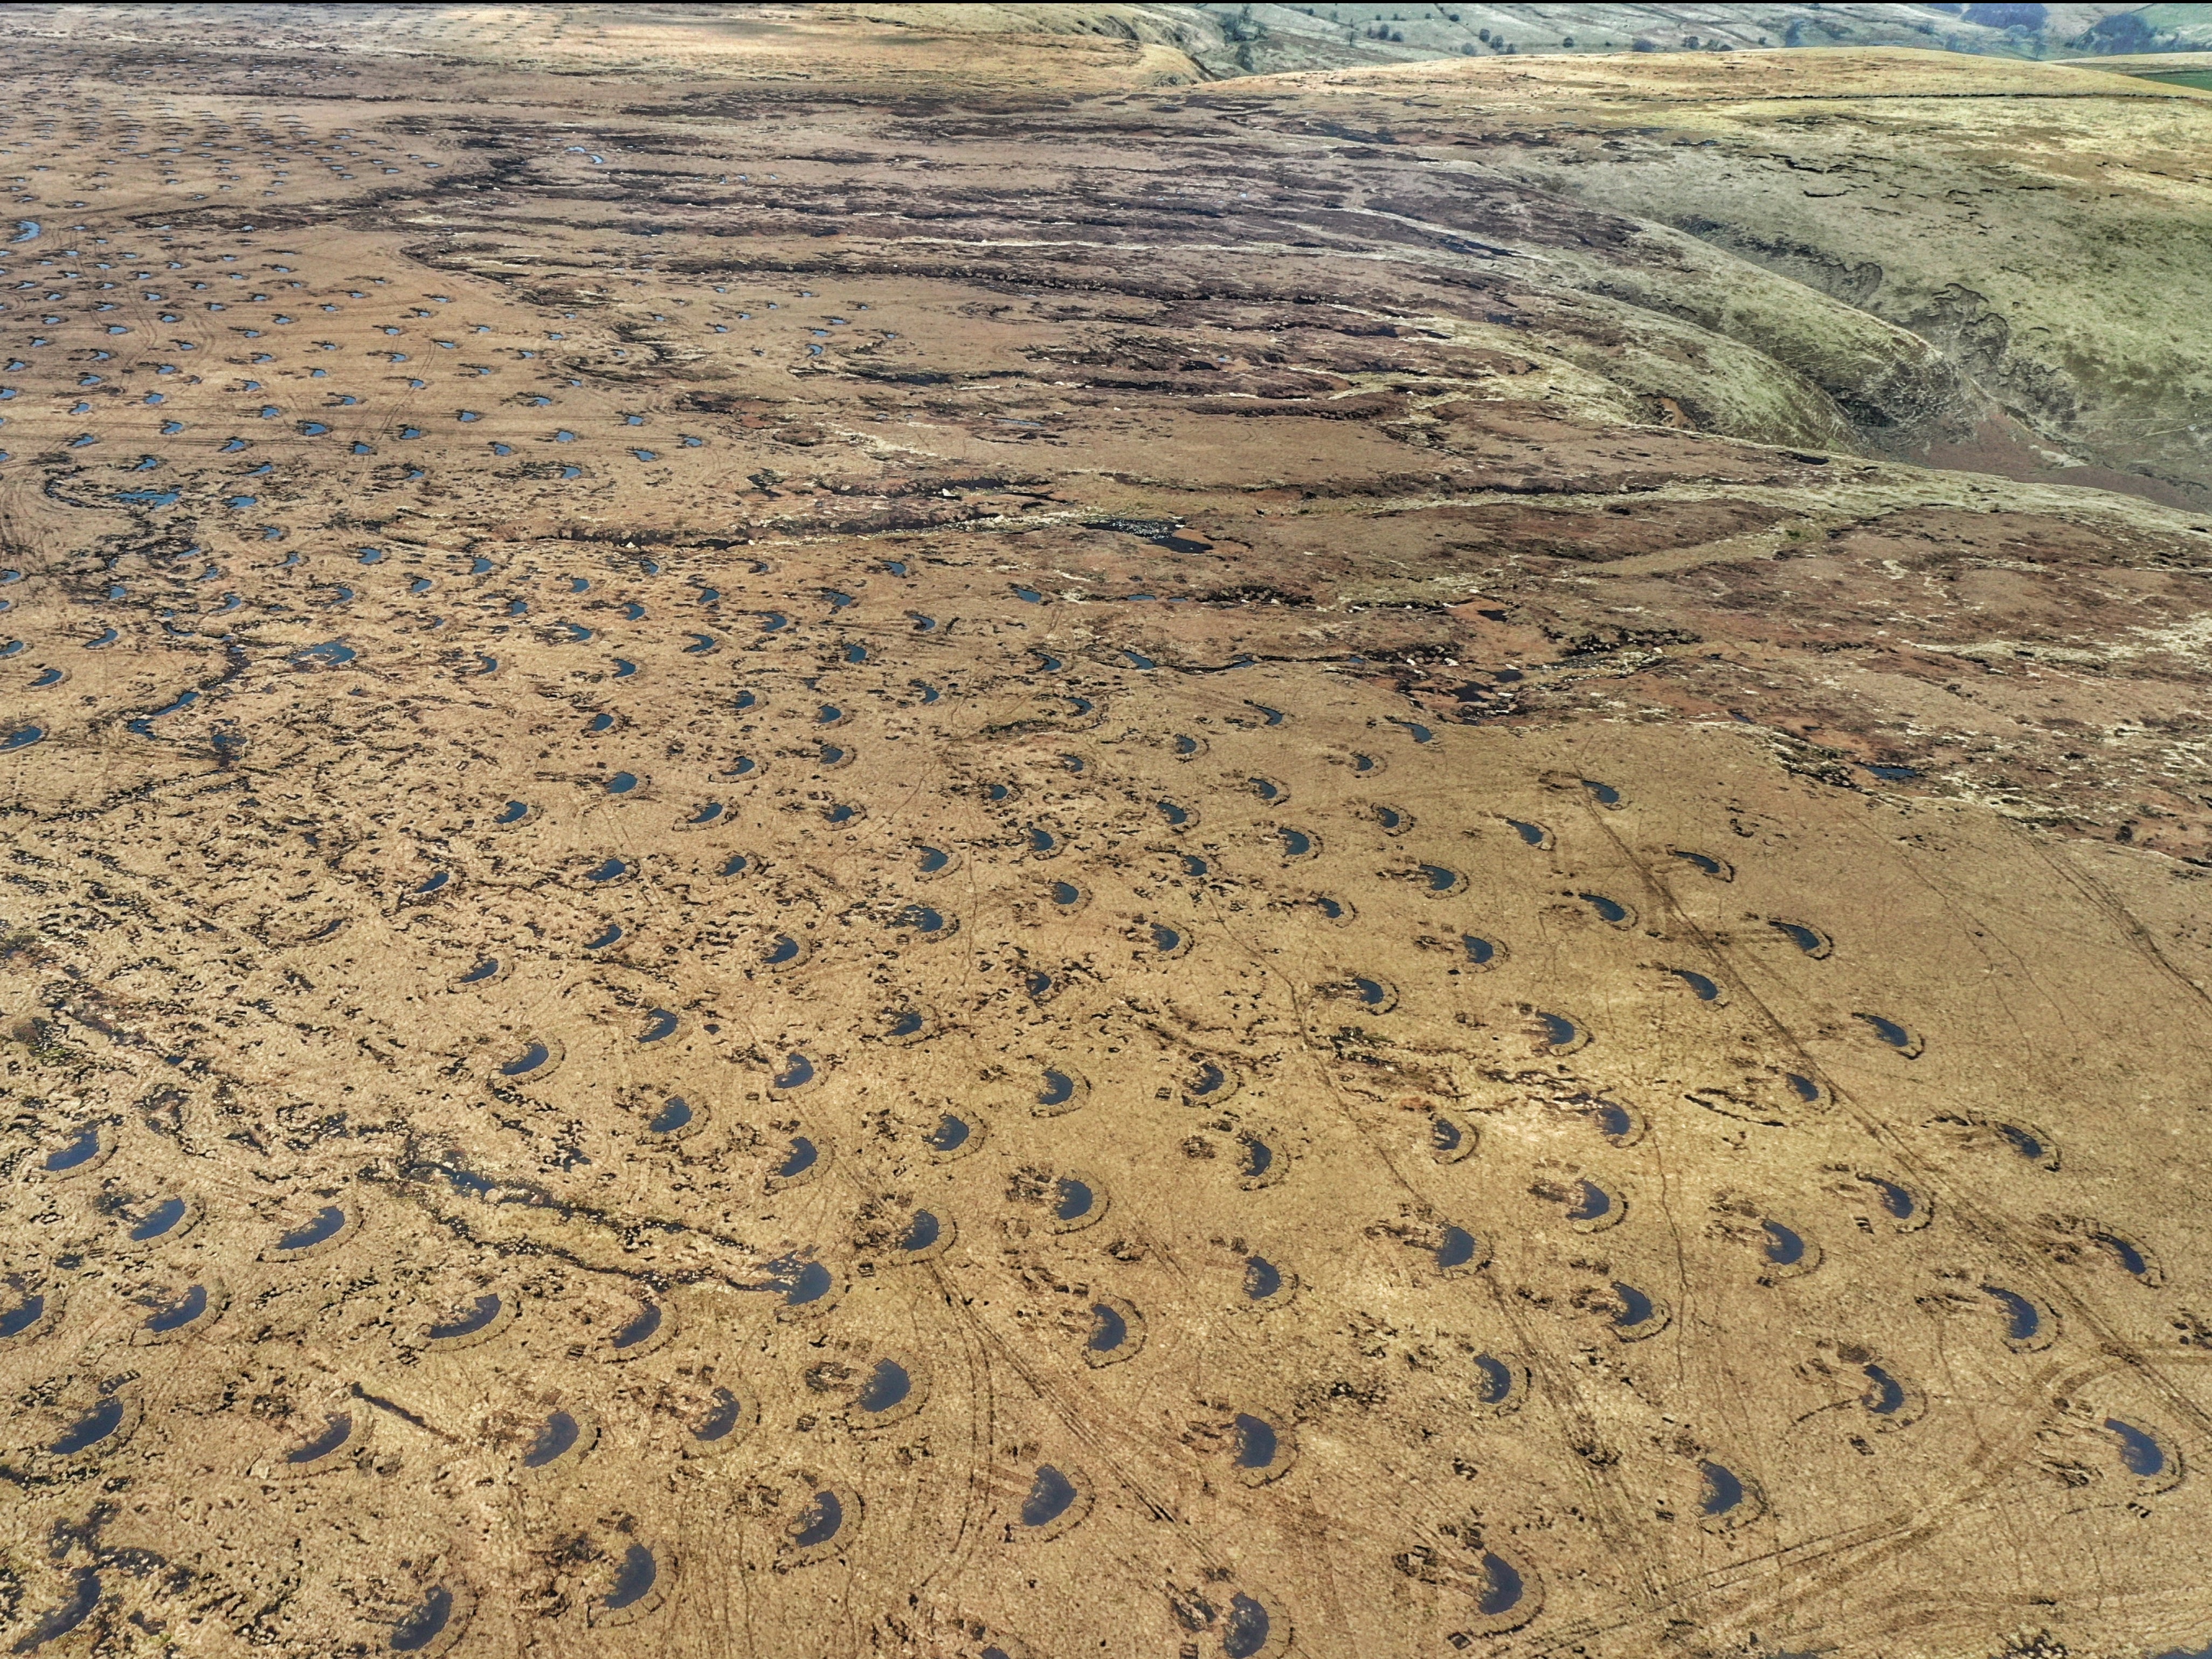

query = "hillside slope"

[1215,46,2212,507]
[834,2,2204,78]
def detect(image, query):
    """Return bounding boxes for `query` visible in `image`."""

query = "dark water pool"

[772,1257,835,1308]
[1567,1179,1613,1223]
[390,1586,456,1654]
[1862,1364,1907,1417]
[2107,1417,2166,1478]
[44,1125,103,1173]
[1020,1465,1080,1527]
[1856,1012,1917,1052]
[0,1291,50,1338]
[500,1041,552,1078]
[1771,920,1829,955]
[1223,1594,1274,1659]
[611,1302,662,1351]
[1862,1176,1919,1223]
[1578,891,1628,924]
[1473,1354,1517,1407]
[1437,1225,1481,1270]
[1699,1460,1747,1517]
[274,1205,347,1253]
[286,1412,356,1464]
[856,1358,913,1415]
[693,1388,748,1445]
[1762,1220,1808,1268]
[15,1570,101,1653]
[1475,1553,1525,1616]
[521,1409,583,1469]
[2095,1230,2154,1280]
[427,1294,503,1343]
[1668,967,1722,1001]
[792,1490,846,1548]
[604,1544,659,1613]
[1982,1284,2042,1344]
[143,1282,213,1336]
[1234,1414,1278,1470]
[50,1397,128,1456]
[1611,1282,1654,1327]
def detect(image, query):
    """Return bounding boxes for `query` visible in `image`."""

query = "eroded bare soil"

[2,10,2211,1659]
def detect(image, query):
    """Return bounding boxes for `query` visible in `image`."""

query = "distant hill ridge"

[844,2,2212,78]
